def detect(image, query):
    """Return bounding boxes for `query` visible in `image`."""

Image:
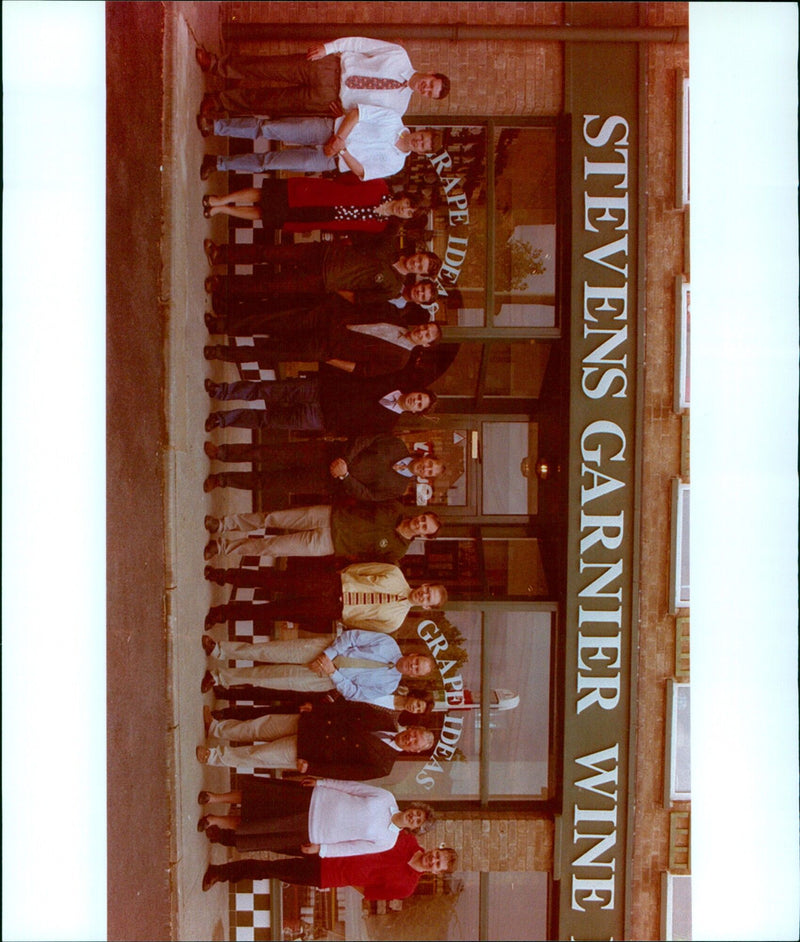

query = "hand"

[327,100,345,117]
[306,43,326,60]
[296,759,309,773]
[299,701,314,713]
[308,653,335,677]
[329,458,348,478]
[323,134,345,158]
[301,843,321,854]
[301,777,317,787]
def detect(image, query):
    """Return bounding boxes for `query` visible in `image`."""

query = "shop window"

[661,872,692,941]
[674,276,691,412]
[377,609,555,804]
[669,479,690,612]
[446,871,550,941]
[391,119,565,335]
[665,681,691,803]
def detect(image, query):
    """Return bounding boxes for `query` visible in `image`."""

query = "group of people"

[194,37,460,900]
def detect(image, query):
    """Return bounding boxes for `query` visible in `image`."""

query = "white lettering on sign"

[426,148,471,286]
[571,745,619,912]
[415,619,466,790]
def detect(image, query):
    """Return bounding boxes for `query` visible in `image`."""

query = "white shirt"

[347,322,416,350]
[378,389,404,413]
[323,37,416,114]
[334,104,410,180]
[308,779,401,858]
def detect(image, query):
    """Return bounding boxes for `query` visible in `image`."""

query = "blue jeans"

[214,116,337,174]
[214,377,325,431]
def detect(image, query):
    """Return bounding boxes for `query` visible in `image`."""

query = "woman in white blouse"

[198,776,435,856]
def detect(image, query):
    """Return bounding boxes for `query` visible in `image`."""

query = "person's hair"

[421,128,444,153]
[420,389,438,414]
[439,847,458,872]
[429,584,448,605]
[405,801,437,834]
[424,512,443,536]
[405,687,436,715]
[432,74,451,99]
[420,251,442,279]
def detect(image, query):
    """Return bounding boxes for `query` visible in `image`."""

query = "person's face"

[405,253,432,276]
[409,456,444,480]
[408,323,440,347]
[399,807,429,830]
[414,74,444,99]
[395,727,435,752]
[409,513,439,536]
[408,282,435,304]
[409,583,443,608]
[399,391,432,413]
[403,696,429,715]
[397,654,434,678]
[408,130,434,154]
[420,848,451,873]
[391,197,414,219]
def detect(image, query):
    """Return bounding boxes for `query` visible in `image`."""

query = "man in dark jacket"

[204,370,437,439]
[195,698,435,777]
[203,432,445,500]
[203,499,441,562]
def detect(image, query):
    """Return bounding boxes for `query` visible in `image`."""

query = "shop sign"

[559,42,640,942]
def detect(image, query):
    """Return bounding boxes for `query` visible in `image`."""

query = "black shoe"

[204,515,220,533]
[195,46,218,73]
[204,565,226,585]
[204,378,220,395]
[205,312,227,334]
[205,413,222,432]
[202,634,218,657]
[200,670,215,694]
[200,154,218,181]
[196,113,215,138]
[204,346,223,361]
[202,864,224,891]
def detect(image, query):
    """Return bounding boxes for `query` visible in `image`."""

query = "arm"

[324,108,360,157]
[325,358,357,373]
[321,37,405,56]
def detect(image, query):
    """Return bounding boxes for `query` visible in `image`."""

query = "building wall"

[430,812,554,872]
[629,16,690,942]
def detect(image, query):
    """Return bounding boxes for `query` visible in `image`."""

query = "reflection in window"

[381,610,553,802]
[430,342,551,400]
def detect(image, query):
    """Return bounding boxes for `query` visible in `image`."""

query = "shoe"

[195,45,218,73]
[204,540,219,561]
[204,441,219,460]
[203,704,214,735]
[200,154,218,181]
[204,565,226,586]
[198,790,211,805]
[200,671,215,694]
[200,91,223,115]
[204,377,220,395]
[202,864,223,892]
[196,113,215,138]
[205,825,225,844]
[197,814,210,833]
[202,634,217,657]
[205,312,227,334]
[204,515,219,533]
[204,274,221,293]
[204,238,219,266]
[205,413,221,432]
[204,474,222,493]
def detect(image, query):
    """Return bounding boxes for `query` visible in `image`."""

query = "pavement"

[107,4,256,939]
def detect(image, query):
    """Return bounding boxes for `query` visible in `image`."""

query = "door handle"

[471,430,481,462]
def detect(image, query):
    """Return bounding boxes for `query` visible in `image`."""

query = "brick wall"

[218,2,566,115]
[430,813,554,872]
[628,32,690,942]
